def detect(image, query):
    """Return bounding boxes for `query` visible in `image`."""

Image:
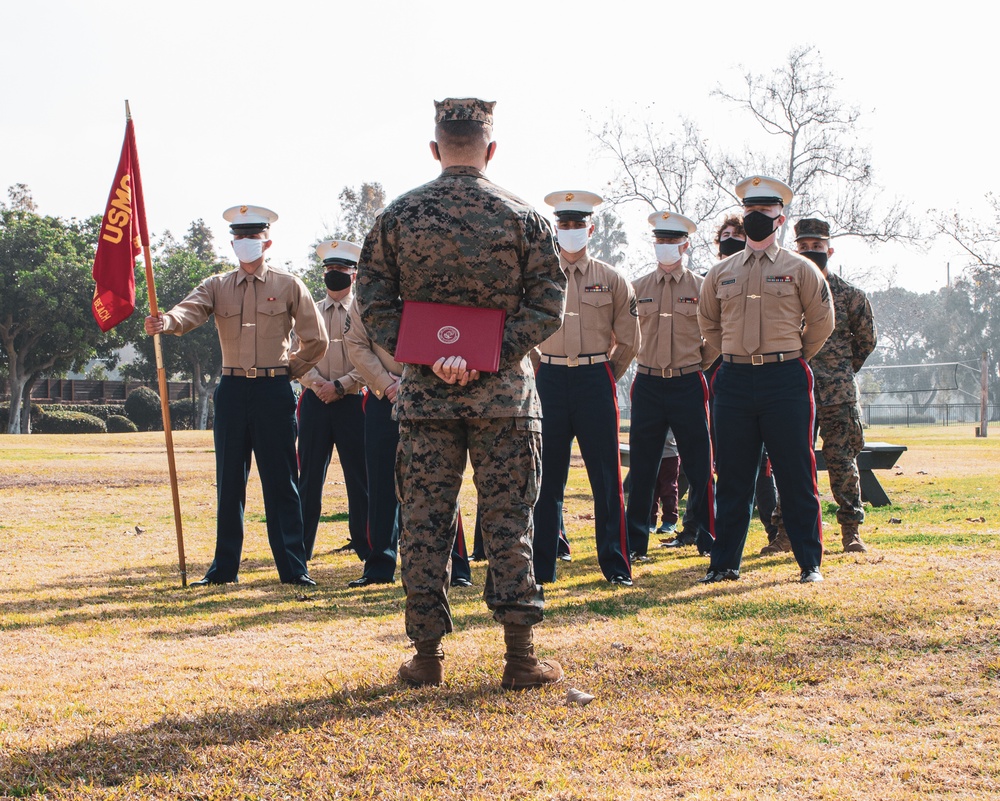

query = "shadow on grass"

[1,543,824,638]
[0,681,500,797]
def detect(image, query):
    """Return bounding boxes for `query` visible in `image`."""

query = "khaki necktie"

[656,274,674,369]
[742,253,763,354]
[564,267,583,359]
[239,276,257,371]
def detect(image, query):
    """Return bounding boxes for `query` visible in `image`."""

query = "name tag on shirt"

[584,284,611,292]
[637,297,655,303]
[721,279,736,286]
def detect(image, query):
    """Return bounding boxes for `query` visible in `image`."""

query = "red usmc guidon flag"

[91,118,148,331]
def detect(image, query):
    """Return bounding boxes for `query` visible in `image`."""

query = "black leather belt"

[636,364,702,378]
[722,351,802,365]
[539,353,610,367]
[222,366,289,378]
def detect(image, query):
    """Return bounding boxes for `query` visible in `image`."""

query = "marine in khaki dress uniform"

[144,205,327,586]
[296,240,368,564]
[533,190,639,586]
[625,211,718,562]
[697,176,834,584]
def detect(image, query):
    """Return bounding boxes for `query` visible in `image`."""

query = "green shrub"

[106,414,139,433]
[41,404,125,422]
[0,401,46,431]
[34,410,107,434]
[168,398,214,430]
[124,386,163,431]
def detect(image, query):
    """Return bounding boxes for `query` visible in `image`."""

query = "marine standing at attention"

[296,240,368,564]
[625,211,718,562]
[144,205,327,586]
[697,177,834,584]
[533,191,639,587]
[356,98,567,689]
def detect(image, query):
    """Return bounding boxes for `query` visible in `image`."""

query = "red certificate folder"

[395,301,507,373]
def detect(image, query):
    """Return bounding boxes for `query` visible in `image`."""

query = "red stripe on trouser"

[295,389,306,471]
[799,358,823,549]
[699,371,716,541]
[604,362,630,570]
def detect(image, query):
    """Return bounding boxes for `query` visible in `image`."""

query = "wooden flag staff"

[127,99,188,586]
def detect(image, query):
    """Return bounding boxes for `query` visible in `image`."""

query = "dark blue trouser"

[297,389,368,562]
[626,371,714,556]
[533,361,630,583]
[710,359,823,572]
[360,392,400,580]
[207,375,308,583]
[359,393,471,583]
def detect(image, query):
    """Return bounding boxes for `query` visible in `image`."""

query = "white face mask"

[233,237,265,264]
[557,227,590,254]
[655,243,683,268]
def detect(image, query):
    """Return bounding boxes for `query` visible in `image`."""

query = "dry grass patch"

[0,429,998,799]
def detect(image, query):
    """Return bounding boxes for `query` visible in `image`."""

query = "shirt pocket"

[257,298,291,341]
[214,305,242,342]
[636,301,659,319]
[673,303,698,318]
[580,292,613,330]
[762,280,799,318]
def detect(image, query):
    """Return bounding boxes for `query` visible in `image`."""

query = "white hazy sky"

[2,1,994,294]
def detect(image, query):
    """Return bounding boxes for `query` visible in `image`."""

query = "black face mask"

[801,250,829,270]
[719,237,746,257]
[324,269,354,291]
[742,211,780,242]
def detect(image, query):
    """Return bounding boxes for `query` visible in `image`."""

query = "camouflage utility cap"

[434,97,496,125]
[794,217,831,241]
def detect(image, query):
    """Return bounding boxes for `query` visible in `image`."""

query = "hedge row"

[2,393,213,434]
[34,410,107,434]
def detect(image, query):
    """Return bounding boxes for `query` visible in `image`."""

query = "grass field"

[1,427,998,800]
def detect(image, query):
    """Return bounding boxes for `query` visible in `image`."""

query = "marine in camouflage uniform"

[356,98,567,689]
[794,218,878,552]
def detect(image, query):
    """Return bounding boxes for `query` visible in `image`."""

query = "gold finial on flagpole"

[125,99,132,120]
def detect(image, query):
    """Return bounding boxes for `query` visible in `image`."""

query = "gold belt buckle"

[663,368,673,378]
[566,356,579,367]
[751,355,764,366]
[246,367,258,378]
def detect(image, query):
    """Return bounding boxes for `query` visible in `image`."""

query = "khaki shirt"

[344,302,402,400]
[300,292,364,394]
[633,266,718,371]
[538,253,639,381]
[161,263,327,379]
[698,243,834,361]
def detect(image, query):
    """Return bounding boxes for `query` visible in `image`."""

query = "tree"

[301,182,386,298]
[0,186,131,433]
[594,46,917,271]
[127,220,228,429]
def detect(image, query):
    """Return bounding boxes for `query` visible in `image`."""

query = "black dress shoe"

[190,575,238,586]
[348,575,394,588]
[696,569,740,584]
[450,577,473,588]
[558,553,572,562]
[630,552,652,563]
[284,574,317,587]
[660,536,696,549]
[609,576,633,587]
[799,567,824,583]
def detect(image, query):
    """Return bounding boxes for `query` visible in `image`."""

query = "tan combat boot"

[841,523,868,553]
[398,639,444,687]
[500,624,564,691]
[759,521,793,555]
